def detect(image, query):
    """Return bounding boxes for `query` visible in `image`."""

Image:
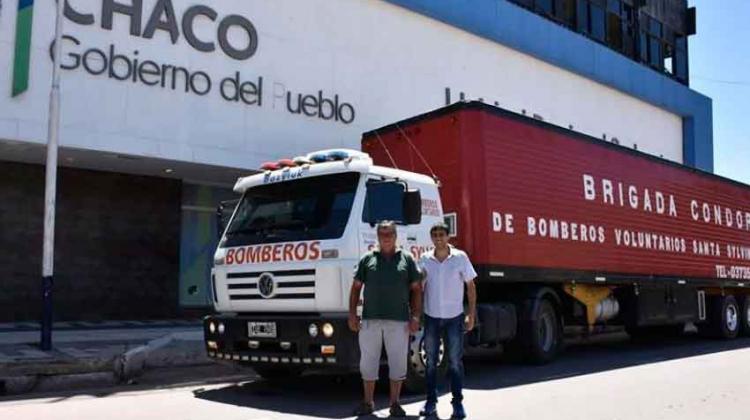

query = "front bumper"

[203,314,359,370]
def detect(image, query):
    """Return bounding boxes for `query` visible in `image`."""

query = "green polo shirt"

[355,249,420,321]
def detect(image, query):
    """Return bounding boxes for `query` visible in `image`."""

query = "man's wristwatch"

[411,315,420,322]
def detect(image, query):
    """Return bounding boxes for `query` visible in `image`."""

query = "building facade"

[0,0,711,321]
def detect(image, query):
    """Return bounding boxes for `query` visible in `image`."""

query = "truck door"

[360,178,422,252]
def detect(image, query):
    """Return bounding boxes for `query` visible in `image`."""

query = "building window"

[508,0,689,85]
[575,0,605,43]
[622,3,636,56]
[663,44,674,74]
[639,30,649,63]
[576,0,589,33]
[649,17,663,38]
[555,0,577,26]
[590,3,605,41]
[640,14,665,71]
[649,36,661,67]
[674,36,689,82]
[606,0,623,50]
[536,0,554,15]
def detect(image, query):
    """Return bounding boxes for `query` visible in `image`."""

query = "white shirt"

[419,247,477,319]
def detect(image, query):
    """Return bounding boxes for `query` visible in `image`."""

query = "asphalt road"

[2,333,750,420]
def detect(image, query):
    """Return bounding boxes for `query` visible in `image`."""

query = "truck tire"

[404,329,446,393]
[739,295,750,337]
[253,366,303,382]
[698,295,740,339]
[518,298,562,364]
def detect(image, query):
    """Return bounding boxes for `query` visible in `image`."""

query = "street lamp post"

[41,0,66,351]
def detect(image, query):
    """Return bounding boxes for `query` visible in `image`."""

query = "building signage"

[2,0,686,172]
[490,171,750,280]
[477,116,750,282]
[15,0,357,124]
[225,241,322,265]
[64,0,260,60]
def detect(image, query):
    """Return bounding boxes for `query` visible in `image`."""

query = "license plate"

[248,322,277,338]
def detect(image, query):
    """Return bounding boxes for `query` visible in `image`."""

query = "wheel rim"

[410,330,446,378]
[726,304,739,332]
[418,335,445,367]
[539,311,555,352]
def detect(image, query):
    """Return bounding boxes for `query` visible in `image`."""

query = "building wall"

[179,183,234,308]
[0,0,687,172]
[0,161,181,321]
[384,0,713,171]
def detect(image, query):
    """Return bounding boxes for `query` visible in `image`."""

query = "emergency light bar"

[259,149,371,171]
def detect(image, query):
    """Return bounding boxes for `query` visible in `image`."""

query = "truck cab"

[203,149,442,379]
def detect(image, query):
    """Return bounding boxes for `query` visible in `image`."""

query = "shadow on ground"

[192,333,750,419]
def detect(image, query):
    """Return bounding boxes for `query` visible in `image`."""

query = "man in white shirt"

[418,222,477,419]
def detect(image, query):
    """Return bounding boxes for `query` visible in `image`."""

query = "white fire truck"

[204,149,442,387]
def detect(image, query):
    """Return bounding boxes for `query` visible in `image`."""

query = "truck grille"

[226,269,315,300]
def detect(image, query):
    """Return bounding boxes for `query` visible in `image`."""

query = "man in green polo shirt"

[348,220,422,417]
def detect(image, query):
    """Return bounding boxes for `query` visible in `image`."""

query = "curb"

[114,331,208,381]
[1,372,117,395]
[1,332,210,396]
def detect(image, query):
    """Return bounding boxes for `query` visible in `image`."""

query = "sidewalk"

[0,319,216,395]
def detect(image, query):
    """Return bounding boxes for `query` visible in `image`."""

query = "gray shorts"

[358,319,409,381]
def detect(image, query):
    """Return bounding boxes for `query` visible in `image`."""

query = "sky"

[688,0,750,184]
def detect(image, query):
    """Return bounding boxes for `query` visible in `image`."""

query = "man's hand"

[348,313,360,332]
[408,317,420,334]
[348,280,364,333]
[465,313,476,332]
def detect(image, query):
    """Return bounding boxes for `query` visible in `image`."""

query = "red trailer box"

[363,102,750,287]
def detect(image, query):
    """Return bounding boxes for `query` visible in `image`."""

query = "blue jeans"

[424,314,464,404]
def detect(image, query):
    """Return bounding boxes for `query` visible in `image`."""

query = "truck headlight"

[218,323,226,334]
[209,321,216,334]
[308,323,319,338]
[322,323,334,338]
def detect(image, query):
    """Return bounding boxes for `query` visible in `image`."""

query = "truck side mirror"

[216,199,240,238]
[403,189,422,225]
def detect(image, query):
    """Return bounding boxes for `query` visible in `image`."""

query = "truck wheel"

[404,329,446,393]
[519,298,562,364]
[253,366,303,382]
[740,295,750,337]
[699,295,740,339]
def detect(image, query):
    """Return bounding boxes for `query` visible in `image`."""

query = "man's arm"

[348,279,363,332]
[417,255,427,286]
[463,253,479,331]
[465,279,477,331]
[409,280,422,334]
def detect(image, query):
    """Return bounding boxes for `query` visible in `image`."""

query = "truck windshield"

[222,172,359,246]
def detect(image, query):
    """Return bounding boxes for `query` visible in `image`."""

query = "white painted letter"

[628,186,638,209]
[527,217,537,236]
[643,189,653,212]
[505,214,515,234]
[492,212,502,232]
[603,179,614,204]
[655,192,665,214]
[583,174,596,201]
